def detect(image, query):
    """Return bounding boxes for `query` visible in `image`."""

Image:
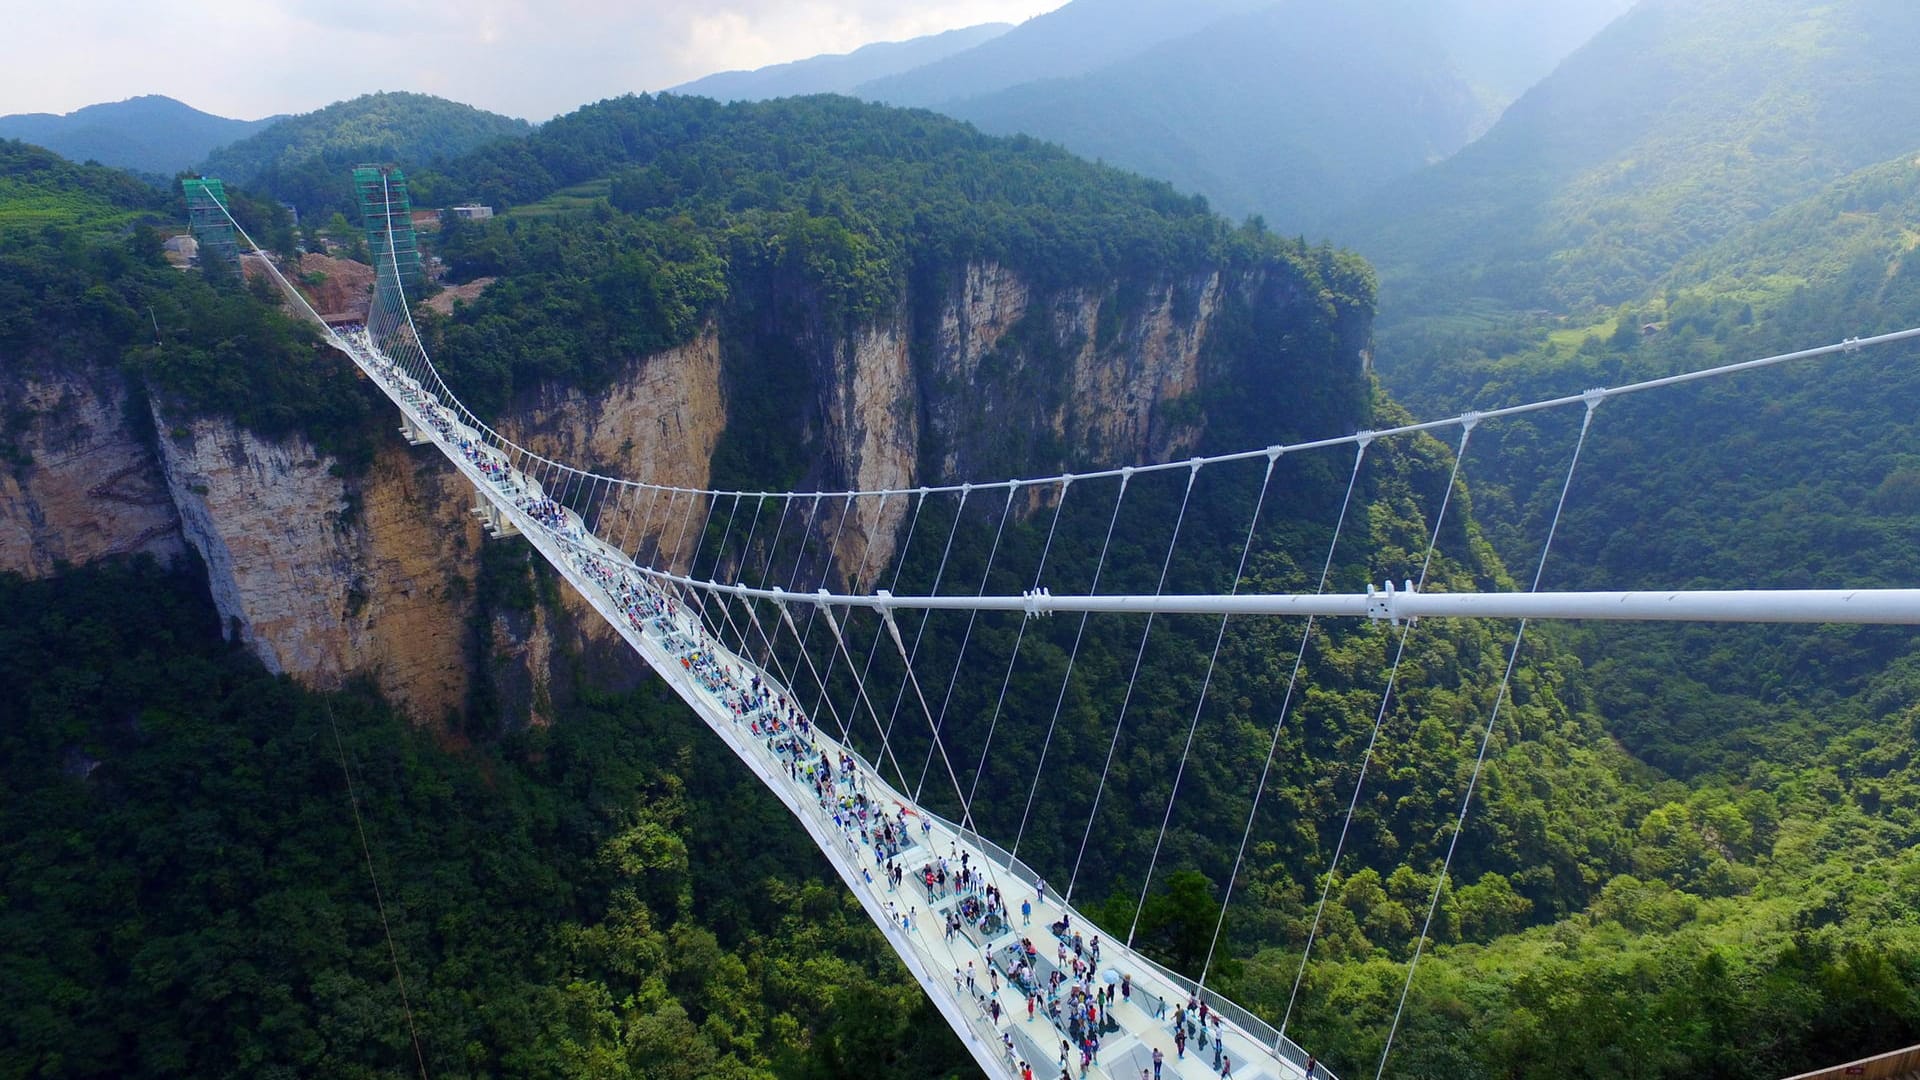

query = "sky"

[0,0,1067,122]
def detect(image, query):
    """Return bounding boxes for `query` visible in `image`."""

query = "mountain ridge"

[940,0,1485,231]
[669,23,1013,101]
[1342,0,1920,324]
[0,94,279,175]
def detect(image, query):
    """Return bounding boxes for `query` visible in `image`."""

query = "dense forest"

[197,92,532,228]
[0,557,974,1079]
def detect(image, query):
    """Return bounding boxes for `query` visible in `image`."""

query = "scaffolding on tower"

[353,164,422,290]
[181,178,239,269]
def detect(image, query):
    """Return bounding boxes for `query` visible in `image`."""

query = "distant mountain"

[197,91,532,221]
[1428,0,1636,106]
[670,23,1013,102]
[0,95,278,176]
[1340,0,1920,321]
[854,0,1271,108]
[942,1,1484,231]
[200,91,530,186]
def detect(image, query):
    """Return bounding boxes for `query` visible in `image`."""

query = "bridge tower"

[181,178,239,270]
[352,164,422,290]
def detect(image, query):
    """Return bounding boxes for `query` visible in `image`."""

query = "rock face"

[296,253,377,321]
[0,368,182,576]
[500,325,726,572]
[151,413,482,718]
[0,256,1364,727]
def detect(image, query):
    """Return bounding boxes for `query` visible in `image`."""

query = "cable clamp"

[876,596,907,652]
[1023,587,1053,619]
[1842,336,1861,352]
[1355,430,1375,451]
[1366,579,1416,624]
[1459,410,1483,432]
[1582,387,1608,410]
[815,589,847,644]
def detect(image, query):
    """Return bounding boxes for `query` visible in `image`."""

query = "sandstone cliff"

[0,255,1364,727]
[0,368,182,576]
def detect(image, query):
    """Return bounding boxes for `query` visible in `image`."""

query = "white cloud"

[0,0,1064,121]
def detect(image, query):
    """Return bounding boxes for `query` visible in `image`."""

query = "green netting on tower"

[182,178,239,269]
[353,164,422,290]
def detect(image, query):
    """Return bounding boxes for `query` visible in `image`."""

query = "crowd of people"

[343,325,1276,1080]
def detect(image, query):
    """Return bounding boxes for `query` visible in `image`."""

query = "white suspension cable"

[208,189,1920,545]
[851,490,930,791]
[1375,396,1601,1079]
[1198,438,1371,996]
[809,492,887,729]
[1067,463,1201,904]
[964,479,1072,821]
[1128,452,1279,947]
[1010,473,1130,866]
[875,601,1016,922]
[915,483,1020,802]
[1282,421,1475,1040]
[878,486,971,760]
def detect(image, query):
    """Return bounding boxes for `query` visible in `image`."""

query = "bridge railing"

[816,728,1331,1079]
[914,804,1331,1077]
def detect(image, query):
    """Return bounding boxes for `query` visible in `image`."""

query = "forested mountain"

[668,23,1012,102]
[1322,145,1920,1072]
[1342,0,1920,323]
[941,1,1485,230]
[0,95,277,175]
[197,91,532,222]
[0,141,367,461]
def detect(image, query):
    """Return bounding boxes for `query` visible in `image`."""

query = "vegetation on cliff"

[0,142,373,469]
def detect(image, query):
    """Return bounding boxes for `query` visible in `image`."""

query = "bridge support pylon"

[399,415,432,446]
[472,489,520,539]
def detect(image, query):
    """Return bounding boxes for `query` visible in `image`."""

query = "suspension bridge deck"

[327,327,1327,1080]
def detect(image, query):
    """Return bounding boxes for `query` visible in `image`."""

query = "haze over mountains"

[1344,0,1920,324]
[669,23,1013,101]
[667,0,1635,231]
